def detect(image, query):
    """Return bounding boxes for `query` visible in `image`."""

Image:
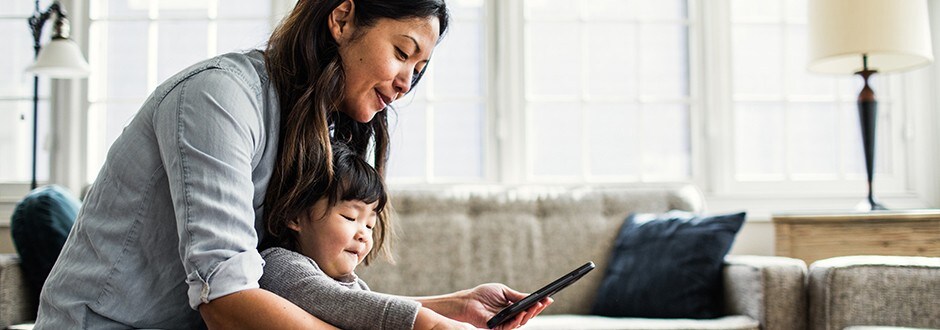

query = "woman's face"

[329,2,441,123]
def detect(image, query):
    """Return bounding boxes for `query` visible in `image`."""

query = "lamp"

[808,0,933,211]
[25,0,90,189]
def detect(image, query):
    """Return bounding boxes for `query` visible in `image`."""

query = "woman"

[36,0,549,328]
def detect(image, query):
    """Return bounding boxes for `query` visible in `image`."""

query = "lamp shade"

[26,38,90,78]
[808,0,933,74]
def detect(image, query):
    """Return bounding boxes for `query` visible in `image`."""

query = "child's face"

[290,198,378,280]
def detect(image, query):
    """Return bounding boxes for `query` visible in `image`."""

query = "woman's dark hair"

[262,142,390,265]
[261,0,449,261]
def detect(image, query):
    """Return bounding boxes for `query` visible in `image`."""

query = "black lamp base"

[855,198,887,211]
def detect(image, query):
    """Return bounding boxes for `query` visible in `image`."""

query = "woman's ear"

[328,0,355,44]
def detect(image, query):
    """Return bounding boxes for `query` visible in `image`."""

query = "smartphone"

[486,261,595,329]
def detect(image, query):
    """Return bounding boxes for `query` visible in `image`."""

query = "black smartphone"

[486,261,595,329]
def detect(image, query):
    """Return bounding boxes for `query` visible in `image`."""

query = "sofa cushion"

[519,314,759,330]
[809,256,940,330]
[591,211,745,319]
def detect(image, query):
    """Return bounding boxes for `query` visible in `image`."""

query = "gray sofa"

[808,255,940,330]
[0,254,32,328]
[7,184,935,329]
[357,185,808,330]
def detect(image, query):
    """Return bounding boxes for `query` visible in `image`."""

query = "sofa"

[808,255,940,330]
[6,184,935,329]
[356,185,808,330]
[0,254,33,328]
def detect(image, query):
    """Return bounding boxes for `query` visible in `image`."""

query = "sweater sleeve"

[259,248,420,330]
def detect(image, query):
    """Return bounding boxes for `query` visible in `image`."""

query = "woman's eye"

[396,48,409,60]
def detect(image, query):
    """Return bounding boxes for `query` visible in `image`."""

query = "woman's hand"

[456,283,553,330]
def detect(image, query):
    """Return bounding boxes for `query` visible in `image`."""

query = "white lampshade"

[808,0,933,74]
[26,38,90,78]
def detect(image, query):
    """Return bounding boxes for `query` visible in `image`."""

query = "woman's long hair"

[261,0,449,262]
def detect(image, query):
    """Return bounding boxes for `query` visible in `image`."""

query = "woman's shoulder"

[212,50,269,86]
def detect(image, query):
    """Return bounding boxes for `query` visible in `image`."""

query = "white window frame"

[5,0,939,227]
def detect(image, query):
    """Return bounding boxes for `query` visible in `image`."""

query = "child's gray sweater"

[260,247,421,329]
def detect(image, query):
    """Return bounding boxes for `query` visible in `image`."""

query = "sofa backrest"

[356,185,704,315]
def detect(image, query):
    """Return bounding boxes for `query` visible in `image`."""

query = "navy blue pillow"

[591,211,745,319]
[10,185,80,302]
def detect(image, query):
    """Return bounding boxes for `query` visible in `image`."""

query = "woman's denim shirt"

[36,50,280,329]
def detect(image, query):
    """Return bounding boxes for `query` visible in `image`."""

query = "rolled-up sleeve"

[152,66,266,310]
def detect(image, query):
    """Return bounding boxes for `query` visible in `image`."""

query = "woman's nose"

[393,70,412,97]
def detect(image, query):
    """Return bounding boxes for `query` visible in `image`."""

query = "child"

[259,142,473,329]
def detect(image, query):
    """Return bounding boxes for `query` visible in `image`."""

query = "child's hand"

[415,307,478,330]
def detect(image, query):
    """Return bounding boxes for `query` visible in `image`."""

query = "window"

[385,0,928,211]
[387,0,488,183]
[85,0,277,182]
[2,0,930,213]
[725,0,906,195]
[0,1,53,184]
[523,0,690,182]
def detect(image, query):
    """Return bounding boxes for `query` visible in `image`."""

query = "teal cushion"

[10,185,80,300]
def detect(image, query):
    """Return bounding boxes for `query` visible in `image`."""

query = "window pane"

[157,21,209,82]
[218,0,271,18]
[433,102,484,179]
[91,0,148,19]
[525,0,579,20]
[450,0,484,20]
[0,20,45,98]
[531,102,582,177]
[158,0,209,19]
[587,103,641,176]
[786,26,835,97]
[0,1,51,16]
[89,21,150,101]
[732,24,783,97]
[641,104,689,179]
[639,0,686,20]
[217,21,271,54]
[734,103,785,177]
[584,0,637,20]
[839,102,865,176]
[730,0,780,22]
[785,0,807,24]
[0,100,49,183]
[639,23,688,97]
[586,22,637,99]
[432,20,483,98]
[787,103,839,175]
[388,103,429,179]
[526,22,580,97]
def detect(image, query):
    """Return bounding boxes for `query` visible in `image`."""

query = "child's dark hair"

[261,142,392,265]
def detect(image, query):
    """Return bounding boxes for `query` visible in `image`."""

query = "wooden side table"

[772,210,940,266]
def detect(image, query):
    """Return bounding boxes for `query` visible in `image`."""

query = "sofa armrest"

[0,254,34,328]
[808,256,940,330]
[722,255,807,330]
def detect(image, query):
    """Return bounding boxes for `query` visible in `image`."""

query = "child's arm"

[414,307,476,330]
[260,248,421,329]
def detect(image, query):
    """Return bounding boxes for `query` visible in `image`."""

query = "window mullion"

[700,0,733,194]
[494,0,525,184]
